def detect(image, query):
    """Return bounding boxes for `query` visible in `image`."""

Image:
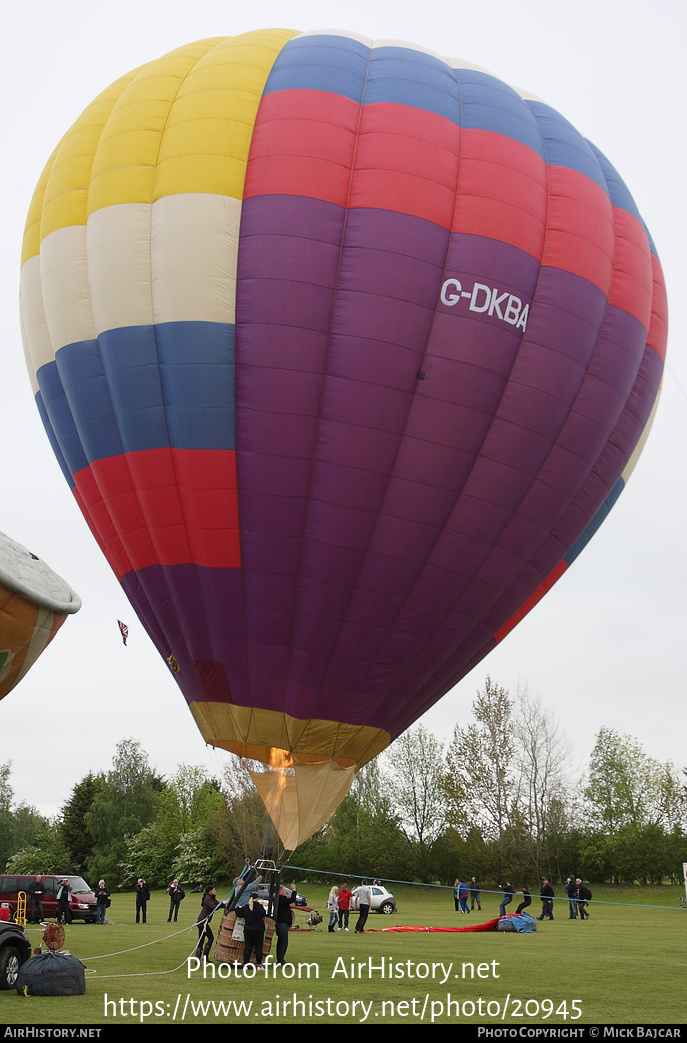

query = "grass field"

[0,883,683,1026]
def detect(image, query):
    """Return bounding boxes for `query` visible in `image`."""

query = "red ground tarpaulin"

[375,917,505,933]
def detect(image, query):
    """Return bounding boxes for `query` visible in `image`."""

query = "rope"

[72,887,238,979]
[284,863,685,911]
[77,922,195,962]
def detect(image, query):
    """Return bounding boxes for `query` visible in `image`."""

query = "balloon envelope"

[20,30,667,848]
[0,531,81,701]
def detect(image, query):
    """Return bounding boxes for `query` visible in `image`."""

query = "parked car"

[252,885,308,908]
[0,920,31,989]
[0,876,98,923]
[350,884,396,914]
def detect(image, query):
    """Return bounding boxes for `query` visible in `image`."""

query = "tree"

[580,728,687,883]
[652,763,687,833]
[165,765,223,835]
[384,725,445,847]
[0,762,14,871]
[513,689,570,878]
[117,823,171,888]
[576,831,613,883]
[0,763,50,872]
[444,678,516,840]
[611,823,670,886]
[155,766,224,858]
[212,755,268,870]
[349,757,385,809]
[85,739,160,883]
[61,773,103,875]
[584,728,686,833]
[171,825,228,884]
[119,765,227,887]
[5,819,70,875]
[7,804,48,853]
[297,761,412,881]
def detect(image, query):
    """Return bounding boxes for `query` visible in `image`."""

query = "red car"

[0,875,98,923]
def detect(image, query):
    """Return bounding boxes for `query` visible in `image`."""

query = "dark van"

[0,875,98,923]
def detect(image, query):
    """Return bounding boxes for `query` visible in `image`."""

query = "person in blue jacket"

[458,878,470,913]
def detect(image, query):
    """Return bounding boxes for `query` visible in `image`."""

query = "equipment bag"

[16,951,86,996]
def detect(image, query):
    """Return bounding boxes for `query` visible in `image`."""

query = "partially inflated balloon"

[20,30,667,848]
[0,532,81,700]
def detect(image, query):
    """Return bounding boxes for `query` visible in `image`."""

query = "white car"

[350,884,396,915]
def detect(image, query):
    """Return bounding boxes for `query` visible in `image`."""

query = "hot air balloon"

[0,531,81,701]
[19,30,667,849]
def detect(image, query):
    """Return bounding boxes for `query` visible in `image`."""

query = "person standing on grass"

[275,883,299,964]
[355,880,371,933]
[167,878,186,922]
[576,879,591,920]
[94,880,110,924]
[28,876,44,924]
[195,885,224,959]
[538,879,555,920]
[236,893,267,969]
[564,876,578,919]
[56,878,72,924]
[327,886,339,932]
[337,883,353,931]
[458,878,470,913]
[136,878,150,923]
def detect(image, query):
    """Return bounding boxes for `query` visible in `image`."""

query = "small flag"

[118,620,129,646]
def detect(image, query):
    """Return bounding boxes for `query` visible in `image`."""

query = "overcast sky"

[1,0,685,820]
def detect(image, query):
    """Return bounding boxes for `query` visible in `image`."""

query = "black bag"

[16,951,86,996]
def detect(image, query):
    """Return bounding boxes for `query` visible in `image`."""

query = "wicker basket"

[213,909,275,965]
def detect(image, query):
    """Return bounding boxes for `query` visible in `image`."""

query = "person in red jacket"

[337,884,353,931]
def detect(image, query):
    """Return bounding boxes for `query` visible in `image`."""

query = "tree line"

[1,679,685,889]
[301,679,686,888]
